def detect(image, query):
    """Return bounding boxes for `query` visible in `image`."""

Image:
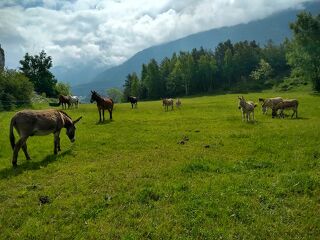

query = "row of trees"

[0,50,71,110]
[123,11,319,100]
[123,40,288,100]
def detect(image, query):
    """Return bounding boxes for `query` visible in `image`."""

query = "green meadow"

[0,89,319,239]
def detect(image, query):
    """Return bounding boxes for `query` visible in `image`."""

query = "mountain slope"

[72,1,320,96]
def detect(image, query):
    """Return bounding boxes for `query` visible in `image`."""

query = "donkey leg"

[22,142,31,160]
[54,132,61,154]
[12,136,28,167]
[99,110,102,122]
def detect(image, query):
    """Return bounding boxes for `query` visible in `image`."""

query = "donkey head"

[238,96,244,109]
[65,116,82,142]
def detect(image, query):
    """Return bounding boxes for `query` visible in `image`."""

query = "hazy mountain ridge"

[72,2,320,96]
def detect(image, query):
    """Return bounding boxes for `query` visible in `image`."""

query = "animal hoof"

[12,162,18,168]
[178,140,185,145]
[204,145,210,148]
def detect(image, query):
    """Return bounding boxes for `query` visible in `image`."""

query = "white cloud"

[0,0,314,69]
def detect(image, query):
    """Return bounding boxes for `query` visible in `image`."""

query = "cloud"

[0,0,314,69]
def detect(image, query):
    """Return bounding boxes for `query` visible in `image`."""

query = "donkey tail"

[110,98,114,110]
[9,118,15,150]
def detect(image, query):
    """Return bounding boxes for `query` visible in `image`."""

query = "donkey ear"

[73,116,82,124]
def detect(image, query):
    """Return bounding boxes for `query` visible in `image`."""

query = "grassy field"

[0,90,319,239]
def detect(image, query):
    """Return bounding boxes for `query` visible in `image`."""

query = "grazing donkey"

[238,96,257,122]
[128,96,138,109]
[9,109,82,167]
[90,90,114,122]
[162,98,174,111]
[272,99,299,118]
[58,95,71,109]
[261,97,283,114]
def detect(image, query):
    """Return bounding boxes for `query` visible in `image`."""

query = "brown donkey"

[9,109,82,167]
[90,90,114,122]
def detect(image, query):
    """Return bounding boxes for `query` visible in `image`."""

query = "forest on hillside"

[123,12,320,101]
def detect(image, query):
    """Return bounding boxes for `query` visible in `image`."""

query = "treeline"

[123,11,320,100]
[0,50,71,110]
[123,40,288,100]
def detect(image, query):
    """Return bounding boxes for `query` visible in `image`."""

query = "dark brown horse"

[58,95,71,109]
[90,90,114,122]
[128,96,138,109]
[10,109,82,167]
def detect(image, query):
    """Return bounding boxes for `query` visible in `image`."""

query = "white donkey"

[238,96,257,122]
[69,96,79,108]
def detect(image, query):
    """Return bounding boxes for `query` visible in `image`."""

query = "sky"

[0,0,313,69]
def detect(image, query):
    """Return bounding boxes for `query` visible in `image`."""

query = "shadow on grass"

[0,150,72,180]
[95,119,113,125]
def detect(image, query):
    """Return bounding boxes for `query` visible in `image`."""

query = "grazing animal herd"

[8,90,299,167]
[239,96,299,122]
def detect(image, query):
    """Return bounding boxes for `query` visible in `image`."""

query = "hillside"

[72,1,320,96]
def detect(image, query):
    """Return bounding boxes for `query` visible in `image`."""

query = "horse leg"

[103,109,105,122]
[12,136,28,167]
[131,103,133,109]
[108,109,112,120]
[22,142,31,160]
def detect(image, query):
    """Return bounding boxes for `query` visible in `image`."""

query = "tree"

[19,50,57,97]
[0,69,34,110]
[250,59,273,83]
[55,82,71,96]
[107,88,123,103]
[286,12,320,91]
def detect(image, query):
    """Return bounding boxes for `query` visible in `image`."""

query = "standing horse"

[58,95,71,109]
[69,96,79,108]
[9,109,82,167]
[238,96,257,122]
[90,90,114,122]
[162,98,174,111]
[128,96,138,109]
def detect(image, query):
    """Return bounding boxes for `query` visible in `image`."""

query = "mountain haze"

[72,2,320,96]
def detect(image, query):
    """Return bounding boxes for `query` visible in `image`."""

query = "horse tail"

[10,118,15,150]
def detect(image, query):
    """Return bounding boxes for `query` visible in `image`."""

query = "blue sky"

[0,0,312,69]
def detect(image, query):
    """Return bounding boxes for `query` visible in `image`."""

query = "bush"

[0,69,34,110]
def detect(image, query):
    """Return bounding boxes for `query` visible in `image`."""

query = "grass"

[0,90,319,239]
